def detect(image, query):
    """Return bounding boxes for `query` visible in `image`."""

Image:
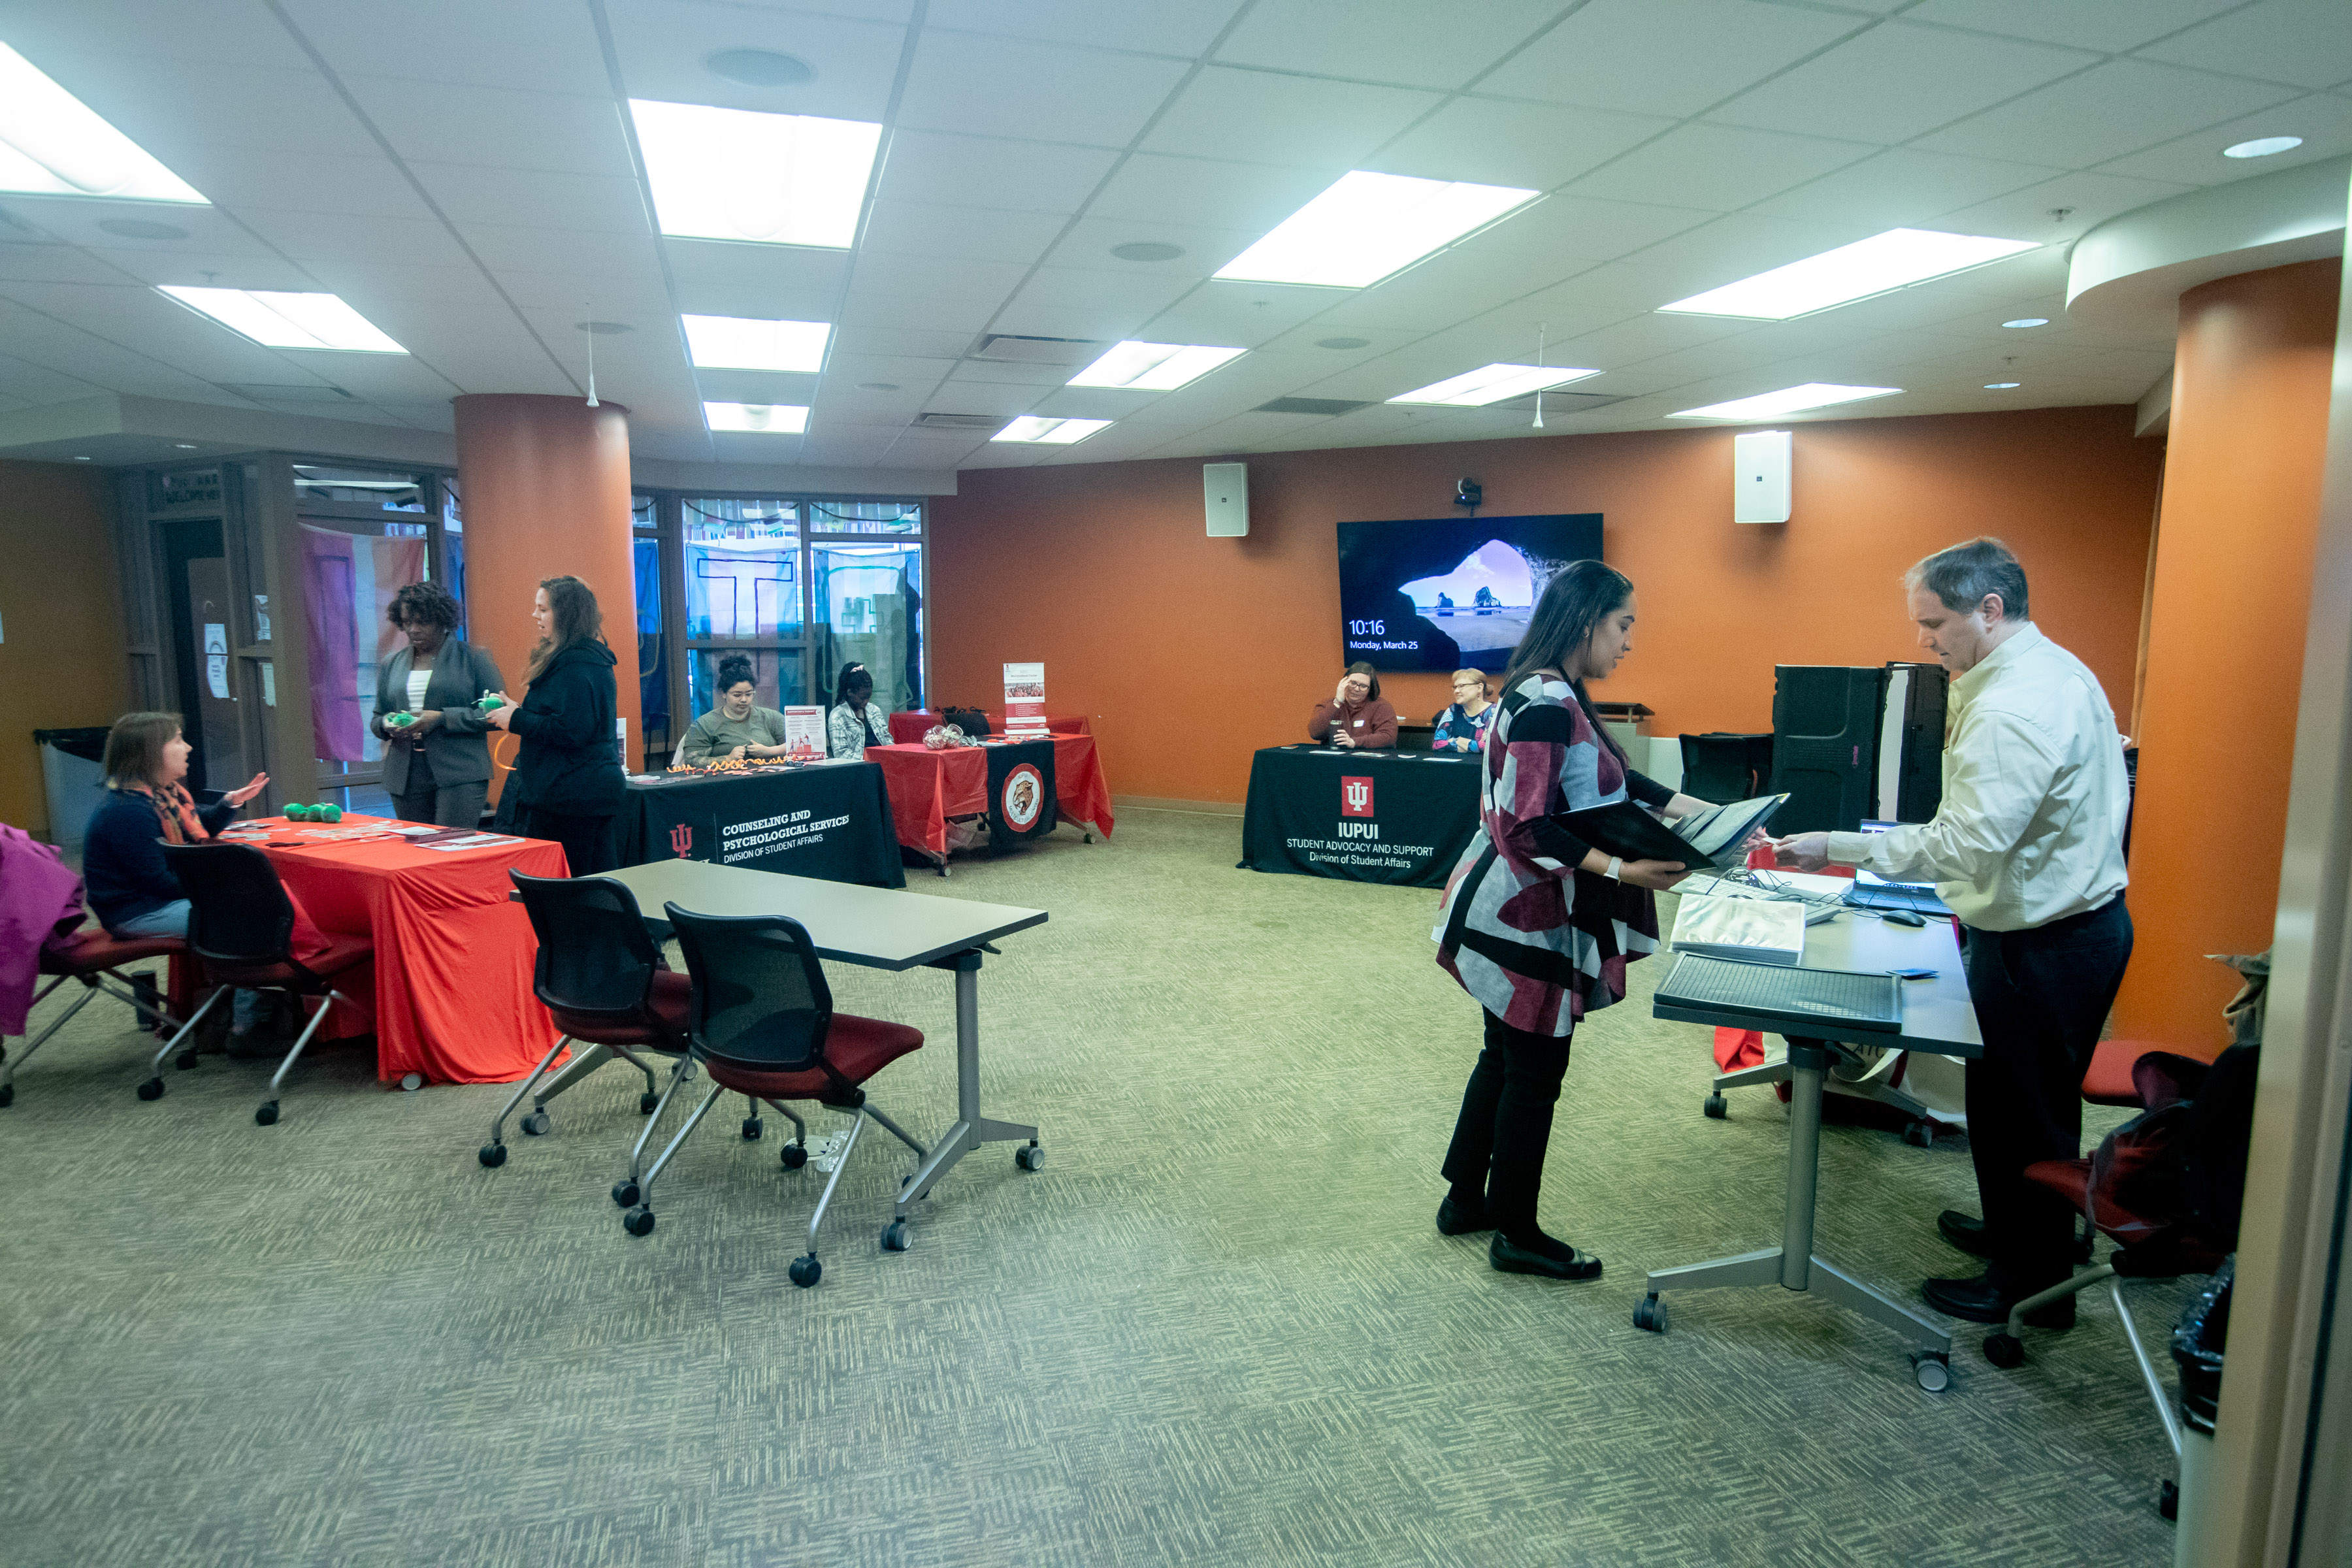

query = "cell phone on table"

[1886,968,1938,980]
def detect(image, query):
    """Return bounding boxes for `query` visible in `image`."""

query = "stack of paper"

[1669,893,1806,967]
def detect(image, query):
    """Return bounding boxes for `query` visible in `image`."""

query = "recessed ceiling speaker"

[1733,429,1792,525]
[1204,462,1248,538]
[99,218,188,240]
[1110,241,1184,262]
[706,48,813,87]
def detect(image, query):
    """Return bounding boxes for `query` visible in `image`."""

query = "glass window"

[687,647,803,719]
[634,536,669,761]
[440,478,466,637]
[683,500,800,638]
[293,464,426,512]
[633,493,657,527]
[814,542,922,711]
[806,499,921,534]
[299,523,426,767]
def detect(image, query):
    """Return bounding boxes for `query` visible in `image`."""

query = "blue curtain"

[634,538,667,735]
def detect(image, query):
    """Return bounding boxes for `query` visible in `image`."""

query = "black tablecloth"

[1237,746,1484,888]
[617,761,906,889]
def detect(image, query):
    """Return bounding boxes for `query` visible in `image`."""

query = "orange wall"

[929,406,2164,804]
[2112,258,2341,1049]
[0,461,123,840]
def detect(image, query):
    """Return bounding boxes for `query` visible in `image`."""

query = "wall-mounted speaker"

[1203,462,1248,537]
[1733,429,1791,525]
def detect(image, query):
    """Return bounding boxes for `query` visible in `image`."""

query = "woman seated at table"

[368,580,504,826]
[828,662,889,758]
[1309,661,1397,750]
[679,655,790,764]
[83,711,272,1056]
[1431,669,1495,753]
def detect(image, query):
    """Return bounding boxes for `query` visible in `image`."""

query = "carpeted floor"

[0,808,2182,1567]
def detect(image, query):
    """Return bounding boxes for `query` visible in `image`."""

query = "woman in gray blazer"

[370,581,506,826]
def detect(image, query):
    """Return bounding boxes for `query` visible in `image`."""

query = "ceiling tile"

[666,240,853,316]
[895,33,1190,146]
[1749,148,2063,228]
[1563,123,1878,212]
[1214,0,1565,91]
[2137,0,2352,90]
[2096,92,2352,184]
[829,324,978,358]
[88,249,321,291]
[928,373,1053,415]
[1139,280,1358,346]
[1366,98,1676,191]
[605,1,906,123]
[1037,216,1262,281]
[463,228,665,278]
[0,2,318,69]
[988,265,1202,338]
[861,201,1075,264]
[691,367,821,403]
[0,350,110,404]
[380,305,573,393]
[340,80,636,176]
[233,210,478,267]
[166,150,433,221]
[1708,23,2099,144]
[1082,154,1332,233]
[303,263,511,309]
[0,241,132,287]
[1138,66,1443,167]
[921,0,1245,55]
[0,198,276,259]
[279,0,613,94]
[410,165,653,236]
[874,132,1120,214]
[1916,59,2301,167]
[1477,0,1865,118]
[1901,0,2247,54]
[40,55,382,161]
[1927,169,2198,244]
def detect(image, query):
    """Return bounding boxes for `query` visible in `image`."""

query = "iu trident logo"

[669,823,693,858]
[1340,776,1373,818]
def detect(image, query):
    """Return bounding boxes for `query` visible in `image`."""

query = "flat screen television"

[1336,512,1603,672]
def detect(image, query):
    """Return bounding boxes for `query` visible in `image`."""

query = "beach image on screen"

[1401,540,1535,655]
[1335,513,1603,672]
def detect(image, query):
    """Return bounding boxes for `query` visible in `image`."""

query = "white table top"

[598,858,1045,972]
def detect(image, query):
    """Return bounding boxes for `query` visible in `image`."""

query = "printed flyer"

[1003,661,1047,741]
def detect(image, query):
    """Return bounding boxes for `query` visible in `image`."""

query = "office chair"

[484,870,697,1172]
[1678,732,1774,805]
[648,904,930,1287]
[2,932,185,1107]
[152,842,372,1124]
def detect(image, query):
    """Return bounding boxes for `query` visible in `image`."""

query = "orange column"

[451,394,639,802]
[2111,258,2340,1048]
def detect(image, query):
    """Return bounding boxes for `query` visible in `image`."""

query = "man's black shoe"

[1938,1209,1992,1258]
[1436,1194,1492,1235]
[1490,1232,1603,1281]
[1922,1271,2075,1329]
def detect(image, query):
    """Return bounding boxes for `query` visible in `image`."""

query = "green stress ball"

[478,695,505,712]
[386,711,417,728]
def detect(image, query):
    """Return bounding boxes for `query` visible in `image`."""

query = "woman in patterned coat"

[1433,560,1712,1281]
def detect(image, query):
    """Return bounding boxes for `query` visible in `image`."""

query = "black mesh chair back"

[664,905,836,1077]
[1678,732,1776,805]
[159,841,297,967]
[510,870,664,1026]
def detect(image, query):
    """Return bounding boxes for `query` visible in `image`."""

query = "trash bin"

[34,727,112,853]
[2170,1258,2232,1555]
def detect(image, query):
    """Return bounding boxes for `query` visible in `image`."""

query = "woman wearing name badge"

[1309,661,1397,750]
[1431,560,1714,1281]
[680,653,791,764]
[480,575,623,876]
[828,662,889,759]
[1431,669,1495,753]
[370,581,505,828]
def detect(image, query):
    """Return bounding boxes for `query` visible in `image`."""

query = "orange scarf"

[121,781,210,845]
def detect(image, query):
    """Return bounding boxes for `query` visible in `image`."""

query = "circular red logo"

[1001,762,1045,830]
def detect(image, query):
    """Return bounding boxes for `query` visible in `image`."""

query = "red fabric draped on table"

[864,734,1115,856]
[885,710,1090,743]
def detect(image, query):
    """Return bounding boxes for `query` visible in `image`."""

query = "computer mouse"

[1882,908,1925,928]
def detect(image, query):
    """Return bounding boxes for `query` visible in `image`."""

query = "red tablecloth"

[887,710,1090,743]
[865,734,1115,857]
[181,816,565,1084]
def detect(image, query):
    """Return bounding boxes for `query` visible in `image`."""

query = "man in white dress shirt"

[1776,538,2132,1328]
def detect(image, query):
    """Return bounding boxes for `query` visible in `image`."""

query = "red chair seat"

[556,970,691,1046]
[41,933,185,975]
[205,931,374,990]
[2084,1037,2228,1106]
[703,1014,923,1099]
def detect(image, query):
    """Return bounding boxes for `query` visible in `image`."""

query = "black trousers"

[1961,895,2134,1292]
[1441,1009,1573,1239]
[515,807,617,876]
[391,778,488,829]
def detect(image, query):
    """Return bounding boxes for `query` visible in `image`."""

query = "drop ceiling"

[0,0,2344,483]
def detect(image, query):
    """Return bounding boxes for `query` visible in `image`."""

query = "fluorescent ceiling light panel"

[681,313,830,372]
[1067,341,1246,391]
[2223,135,2302,159]
[1659,229,2042,320]
[1671,384,1901,420]
[704,401,809,433]
[629,99,879,248]
[158,286,406,352]
[1388,363,1601,406]
[992,416,1110,445]
[1215,171,1537,289]
[0,42,207,203]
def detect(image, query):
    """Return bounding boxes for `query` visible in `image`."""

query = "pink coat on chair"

[0,825,91,1036]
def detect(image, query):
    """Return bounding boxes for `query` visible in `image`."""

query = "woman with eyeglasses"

[1431,669,1495,753]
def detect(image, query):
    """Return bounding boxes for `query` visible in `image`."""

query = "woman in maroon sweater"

[1309,661,1398,749]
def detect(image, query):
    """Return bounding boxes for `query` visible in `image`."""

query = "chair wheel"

[741,1117,762,1141]
[1903,1119,1935,1149]
[137,1077,165,1102]
[1633,1294,1667,1333]
[255,1101,279,1126]
[789,1254,821,1287]
[612,1179,640,1208]
[623,1205,655,1237]
[1703,1092,1727,1119]
[1983,1331,2025,1368]
[2159,1479,2179,1521]
[175,1051,201,1071]
[520,1110,551,1137]
[640,1092,660,1115]
[881,1219,910,1252]
[1015,1142,1044,1171]
[1912,1351,1952,1392]
[781,1143,808,1171]
[479,1143,507,1168]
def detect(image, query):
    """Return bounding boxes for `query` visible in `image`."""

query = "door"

[161,518,250,796]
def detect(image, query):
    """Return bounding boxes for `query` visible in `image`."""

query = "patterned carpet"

[0,809,2183,1567]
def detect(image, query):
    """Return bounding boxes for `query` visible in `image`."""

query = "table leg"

[894,953,1038,1222]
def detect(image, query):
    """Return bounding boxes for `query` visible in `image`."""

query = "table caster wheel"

[401,1072,423,1092]
[781,1143,808,1171]
[1911,1351,1952,1392]
[176,1050,201,1071]
[255,1100,279,1126]
[1633,1294,1667,1333]
[1703,1092,1727,1119]
[881,1219,911,1252]
[789,1254,821,1287]
[612,1179,640,1208]
[1084,831,1095,843]
[623,1205,655,1237]
[137,1077,165,1102]
[0,1083,12,1109]
[1903,1119,1935,1149]
[639,1092,659,1115]
[1982,1332,2024,1368]
[741,1116,763,1141]
[521,1110,551,1136]
[1015,1142,1044,1171]
[479,1143,507,1168]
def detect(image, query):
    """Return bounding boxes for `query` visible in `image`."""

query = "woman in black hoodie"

[482,574,623,875]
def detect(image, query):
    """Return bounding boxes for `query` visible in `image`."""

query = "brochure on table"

[783,705,826,760]
[1004,661,1047,742]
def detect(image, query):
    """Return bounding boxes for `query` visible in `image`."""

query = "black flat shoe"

[1490,1232,1602,1281]
[1938,1209,1992,1258]
[1922,1271,2074,1329]
[224,1030,280,1061]
[1436,1194,1492,1236]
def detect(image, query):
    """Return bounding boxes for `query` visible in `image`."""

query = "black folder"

[1556,792,1788,874]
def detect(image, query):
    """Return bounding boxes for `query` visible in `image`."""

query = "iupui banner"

[781,705,826,761]
[985,737,1057,846]
[1003,661,1047,742]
